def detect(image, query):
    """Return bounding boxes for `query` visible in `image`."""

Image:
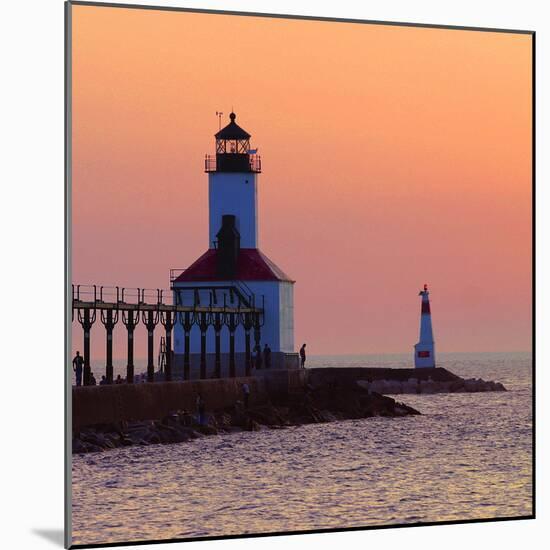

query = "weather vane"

[215,111,223,130]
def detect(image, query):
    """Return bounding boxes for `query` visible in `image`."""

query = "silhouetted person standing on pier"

[72,351,84,386]
[242,382,250,409]
[300,343,307,369]
[254,345,263,370]
[196,393,206,426]
[263,344,272,369]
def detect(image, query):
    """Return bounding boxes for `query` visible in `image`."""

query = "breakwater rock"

[307,367,507,395]
[72,384,419,454]
[364,377,506,395]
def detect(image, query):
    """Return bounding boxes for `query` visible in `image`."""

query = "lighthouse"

[414,284,435,368]
[171,112,298,378]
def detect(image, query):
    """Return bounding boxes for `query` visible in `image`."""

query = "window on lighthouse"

[216,138,250,154]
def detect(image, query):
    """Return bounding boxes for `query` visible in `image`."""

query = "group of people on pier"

[253,343,271,370]
[72,352,128,387]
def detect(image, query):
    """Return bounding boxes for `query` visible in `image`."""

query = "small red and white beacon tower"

[414,284,435,368]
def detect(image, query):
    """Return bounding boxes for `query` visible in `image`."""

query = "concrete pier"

[72,366,505,431]
[73,369,306,430]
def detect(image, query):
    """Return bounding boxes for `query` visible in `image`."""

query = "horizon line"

[87,350,532,362]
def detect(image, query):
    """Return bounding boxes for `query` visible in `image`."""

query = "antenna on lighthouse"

[215,111,223,130]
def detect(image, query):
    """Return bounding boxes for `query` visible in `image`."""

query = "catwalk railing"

[72,284,265,386]
[204,153,262,173]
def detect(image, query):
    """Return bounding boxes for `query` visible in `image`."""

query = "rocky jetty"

[72,384,419,454]
[307,367,507,396]
[72,367,507,454]
[360,376,506,395]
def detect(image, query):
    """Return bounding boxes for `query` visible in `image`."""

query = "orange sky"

[71,5,532,358]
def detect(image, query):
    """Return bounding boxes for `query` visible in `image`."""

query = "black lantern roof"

[215,112,251,140]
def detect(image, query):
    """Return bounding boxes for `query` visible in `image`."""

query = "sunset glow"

[71,5,532,357]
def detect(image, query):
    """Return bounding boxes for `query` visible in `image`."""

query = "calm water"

[71,352,532,545]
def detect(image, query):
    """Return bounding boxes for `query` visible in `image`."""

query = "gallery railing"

[204,154,261,173]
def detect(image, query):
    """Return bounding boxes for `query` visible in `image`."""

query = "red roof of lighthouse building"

[174,248,294,283]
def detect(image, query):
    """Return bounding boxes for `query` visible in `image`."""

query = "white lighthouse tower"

[172,112,298,377]
[414,284,435,368]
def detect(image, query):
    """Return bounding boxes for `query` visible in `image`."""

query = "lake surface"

[71,352,532,545]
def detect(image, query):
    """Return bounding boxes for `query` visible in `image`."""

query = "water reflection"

[72,352,532,545]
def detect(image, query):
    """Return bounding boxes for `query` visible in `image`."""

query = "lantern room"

[205,112,261,173]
